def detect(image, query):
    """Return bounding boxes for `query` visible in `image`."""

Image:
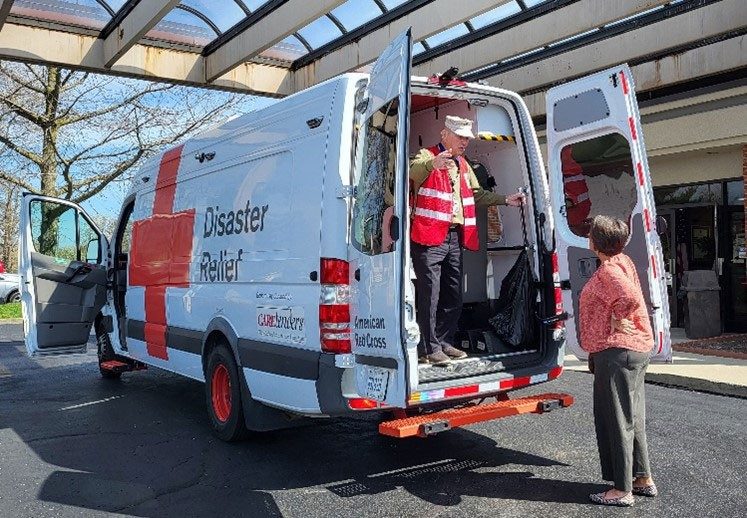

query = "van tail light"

[551,252,564,330]
[319,258,351,354]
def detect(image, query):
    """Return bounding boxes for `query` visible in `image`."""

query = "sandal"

[632,484,658,497]
[589,491,634,507]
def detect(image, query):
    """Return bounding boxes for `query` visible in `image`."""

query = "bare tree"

[0,62,250,203]
[0,61,252,255]
[0,182,18,271]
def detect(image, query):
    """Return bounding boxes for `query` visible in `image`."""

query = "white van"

[18,30,670,441]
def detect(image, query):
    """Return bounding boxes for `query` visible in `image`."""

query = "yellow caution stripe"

[478,131,515,143]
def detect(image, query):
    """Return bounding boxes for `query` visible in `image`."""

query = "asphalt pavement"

[0,323,745,518]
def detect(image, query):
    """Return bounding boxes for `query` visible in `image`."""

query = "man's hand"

[505,192,526,206]
[431,149,453,170]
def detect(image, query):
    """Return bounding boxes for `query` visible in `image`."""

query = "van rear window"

[351,98,399,255]
[560,133,637,238]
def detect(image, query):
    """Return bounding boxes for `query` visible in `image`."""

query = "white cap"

[445,115,475,138]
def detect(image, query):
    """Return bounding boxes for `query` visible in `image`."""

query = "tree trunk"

[38,66,62,255]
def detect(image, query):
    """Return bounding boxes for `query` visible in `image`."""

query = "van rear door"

[546,64,671,363]
[349,29,413,406]
[18,194,109,356]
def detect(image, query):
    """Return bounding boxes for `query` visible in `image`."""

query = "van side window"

[29,200,101,262]
[561,133,637,237]
[352,98,399,255]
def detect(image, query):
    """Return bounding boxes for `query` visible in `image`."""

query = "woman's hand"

[611,315,635,335]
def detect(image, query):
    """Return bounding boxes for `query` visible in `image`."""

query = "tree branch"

[0,171,37,193]
[0,95,44,127]
[0,133,43,165]
[72,149,145,204]
[57,83,174,127]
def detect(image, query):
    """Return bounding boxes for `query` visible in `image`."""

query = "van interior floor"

[418,349,538,383]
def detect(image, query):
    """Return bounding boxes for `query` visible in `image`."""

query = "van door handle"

[354,268,361,281]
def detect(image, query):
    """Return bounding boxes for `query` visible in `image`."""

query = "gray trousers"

[411,228,463,355]
[590,347,652,492]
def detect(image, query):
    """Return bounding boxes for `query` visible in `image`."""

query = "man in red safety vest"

[410,115,525,366]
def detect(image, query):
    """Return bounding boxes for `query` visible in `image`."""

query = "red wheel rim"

[211,364,232,423]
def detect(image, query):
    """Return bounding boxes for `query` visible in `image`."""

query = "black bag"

[488,249,535,348]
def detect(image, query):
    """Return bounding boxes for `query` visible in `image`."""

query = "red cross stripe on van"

[129,145,195,360]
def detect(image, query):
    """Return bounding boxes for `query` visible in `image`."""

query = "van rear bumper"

[316,353,351,415]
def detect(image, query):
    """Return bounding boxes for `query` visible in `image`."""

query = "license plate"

[365,367,390,402]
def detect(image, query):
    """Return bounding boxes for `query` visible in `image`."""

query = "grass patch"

[0,302,22,319]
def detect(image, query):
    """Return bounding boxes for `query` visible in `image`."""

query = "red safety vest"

[561,147,591,231]
[410,145,479,250]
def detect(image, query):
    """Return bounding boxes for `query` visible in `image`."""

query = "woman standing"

[579,215,658,507]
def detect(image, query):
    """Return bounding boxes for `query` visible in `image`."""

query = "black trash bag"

[488,249,535,348]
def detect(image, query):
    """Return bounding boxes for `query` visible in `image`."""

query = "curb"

[565,364,747,399]
[644,372,747,399]
[0,318,23,324]
[672,345,747,361]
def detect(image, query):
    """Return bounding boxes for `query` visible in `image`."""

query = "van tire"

[96,321,121,380]
[205,343,249,442]
[6,290,20,303]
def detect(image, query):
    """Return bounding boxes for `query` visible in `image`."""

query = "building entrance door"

[722,195,746,331]
[659,205,718,327]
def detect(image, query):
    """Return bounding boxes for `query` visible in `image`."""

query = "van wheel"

[6,290,20,303]
[205,344,249,442]
[96,322,121,380]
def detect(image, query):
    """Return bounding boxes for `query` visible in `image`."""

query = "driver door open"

[19,194,109,356]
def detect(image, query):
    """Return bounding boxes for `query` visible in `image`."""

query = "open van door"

[546,64,671,363]
[349,29,414,406]
[19,194,109,356]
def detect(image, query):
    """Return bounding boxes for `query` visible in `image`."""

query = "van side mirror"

[655,215,668,236]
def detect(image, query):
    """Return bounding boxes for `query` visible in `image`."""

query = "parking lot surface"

[1,324,744,517]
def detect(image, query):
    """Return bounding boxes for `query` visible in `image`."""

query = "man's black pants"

[411,228,463,355]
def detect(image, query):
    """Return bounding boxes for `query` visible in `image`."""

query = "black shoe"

[442,345,468,359]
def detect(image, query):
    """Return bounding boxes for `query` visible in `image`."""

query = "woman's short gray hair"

[589,215,629,256]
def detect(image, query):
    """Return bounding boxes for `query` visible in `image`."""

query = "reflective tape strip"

[644,209,651,232]
[419,188,451,201]
[414,207,451,222]
[462,197,475,206]
[620,70,629,95]
[408,367,562,404]
[575,192,590,203]
[464,217,477,226]
[563,174,586,183]
[650,255,658,278]
[628,117,637,140]
[637,163,645,186]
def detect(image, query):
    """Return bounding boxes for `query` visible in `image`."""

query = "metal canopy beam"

[520,36,747,117]
[0,0,14,32]
[414,0,670,78]
[205,0,345,82]
[412,0,579,68]
[482,0,746,93]
[291,0,433,71]
[0,22,292,96]
[293,0,509,92]
[102,0,180,68]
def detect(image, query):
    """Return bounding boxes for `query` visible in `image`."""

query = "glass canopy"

[6,0,680,75]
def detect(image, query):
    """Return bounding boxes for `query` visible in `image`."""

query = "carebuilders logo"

[257,308,304,330]
[256,306,306,345]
